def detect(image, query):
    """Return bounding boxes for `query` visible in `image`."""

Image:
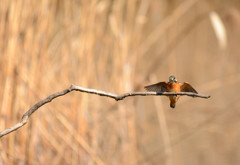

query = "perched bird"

[144,75,198,108]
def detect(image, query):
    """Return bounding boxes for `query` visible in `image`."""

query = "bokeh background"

[1,0,240,164]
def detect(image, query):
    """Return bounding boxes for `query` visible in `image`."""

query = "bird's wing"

[180,82,198,93]
[144,82,168,92]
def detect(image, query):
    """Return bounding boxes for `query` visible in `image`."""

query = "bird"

[144,75,198,108]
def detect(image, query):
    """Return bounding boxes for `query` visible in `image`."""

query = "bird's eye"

[174,80,177,82]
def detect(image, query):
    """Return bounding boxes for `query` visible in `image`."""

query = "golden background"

[0,0,240,164]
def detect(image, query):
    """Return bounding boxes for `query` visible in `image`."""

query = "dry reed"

[1,0,240,165]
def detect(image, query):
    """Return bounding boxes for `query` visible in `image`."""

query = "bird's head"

[169,75,177,83]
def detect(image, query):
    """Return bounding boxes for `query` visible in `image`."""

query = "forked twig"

[0,84,210,138]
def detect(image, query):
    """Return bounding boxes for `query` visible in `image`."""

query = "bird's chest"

[167,83,180,100]
[167,83,180,92]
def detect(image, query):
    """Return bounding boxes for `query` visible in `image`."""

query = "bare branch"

[0,84,210,138]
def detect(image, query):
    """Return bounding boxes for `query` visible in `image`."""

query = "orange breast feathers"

[166,82,181,92]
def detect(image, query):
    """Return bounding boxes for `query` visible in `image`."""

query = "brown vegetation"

[0,0,240,164]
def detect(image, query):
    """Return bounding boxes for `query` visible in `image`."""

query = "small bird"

[144,75,198,108]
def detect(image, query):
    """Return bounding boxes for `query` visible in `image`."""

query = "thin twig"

[0,84,210,138]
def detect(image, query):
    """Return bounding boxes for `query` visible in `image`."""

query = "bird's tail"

[170,101,176,108]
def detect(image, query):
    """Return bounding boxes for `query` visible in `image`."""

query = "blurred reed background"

[0,0,240,164]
